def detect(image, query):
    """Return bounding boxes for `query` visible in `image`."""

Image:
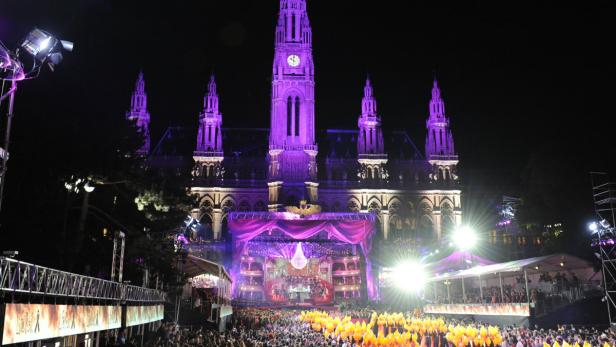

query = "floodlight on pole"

[0,28,73,215]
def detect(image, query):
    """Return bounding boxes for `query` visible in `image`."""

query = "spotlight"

[560,262,565,267]
[83,182,95,193]
[393,261,427,293]
[600,219,611,229]
[452,226,478,251]
[20,28,73,71]
[2,250,19,258]
[588,222,599,233]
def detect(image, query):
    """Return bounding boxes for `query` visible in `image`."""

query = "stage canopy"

[427,253,593,283]
[183,255,232,283]
[426,251,495,274]
[228,211,377,299]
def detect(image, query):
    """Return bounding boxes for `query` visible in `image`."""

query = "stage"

[228,211,377,306]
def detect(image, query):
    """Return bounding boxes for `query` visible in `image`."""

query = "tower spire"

[193,73,225,179]
[425,77,458,183]
[357,76,388,182]
[126,70,150,156]
[268,0,317,183]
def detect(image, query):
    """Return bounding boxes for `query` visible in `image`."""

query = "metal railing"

[0,256,166,303]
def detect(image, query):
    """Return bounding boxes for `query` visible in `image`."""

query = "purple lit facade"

[268,0,317,183]
[142,0,464,304]
[126,71,150,156]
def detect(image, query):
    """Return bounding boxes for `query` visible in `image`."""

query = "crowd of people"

[112,307,616,347]
[434,271,587,308]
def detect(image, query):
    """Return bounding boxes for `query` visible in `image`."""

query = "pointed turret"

[193,74,225,179]
[357,76,388,182]
[126,71,150,156]
[425,78,458,183]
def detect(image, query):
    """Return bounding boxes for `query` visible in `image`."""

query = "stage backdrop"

[229,212,377,299]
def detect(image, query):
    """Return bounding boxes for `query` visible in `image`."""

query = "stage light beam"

[393,261,427,293]
[453,226,477,251]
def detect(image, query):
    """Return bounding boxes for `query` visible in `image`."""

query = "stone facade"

[185,0,463,248]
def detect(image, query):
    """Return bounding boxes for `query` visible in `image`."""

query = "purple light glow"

[228,213,377,299]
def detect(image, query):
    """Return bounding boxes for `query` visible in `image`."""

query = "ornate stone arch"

[220,194,236,209]
[198,194,215,209]
[348,197,361,212]
[388,197,402,212]
[221,198,236,216]
[368,200,381,213]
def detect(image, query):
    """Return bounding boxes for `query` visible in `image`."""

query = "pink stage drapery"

[229,217,377,299]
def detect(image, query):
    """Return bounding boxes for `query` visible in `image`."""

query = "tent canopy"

[427,253,593,283]
[426,251,495,273]
[182,255,232,283]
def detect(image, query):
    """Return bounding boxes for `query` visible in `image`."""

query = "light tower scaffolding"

[590,172,616,326]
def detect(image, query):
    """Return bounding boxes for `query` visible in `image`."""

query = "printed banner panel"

[424,303,530,317]
[125,305,164,327]
[2,304,121,345]
[219,305,233,318]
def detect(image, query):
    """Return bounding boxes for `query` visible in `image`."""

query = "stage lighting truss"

[590,172,616,326]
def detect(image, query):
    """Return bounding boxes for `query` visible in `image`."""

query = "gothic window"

[294,97,300,136]
[222,199,235,214]
[406,202,417,230]
[287,96,292,136]
[348,200,360,212]
[368,201,381,213]
[441,129,445,152]
[419,215,434,241]
[441,203,454,236]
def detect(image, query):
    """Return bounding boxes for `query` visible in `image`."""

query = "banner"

[220,305,233,318]
[424,303,530,317]
[2,304,121,345]
[125,305,164,327]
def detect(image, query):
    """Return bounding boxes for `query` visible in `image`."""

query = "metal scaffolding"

[0,256,165,303]
[590,172,616,326]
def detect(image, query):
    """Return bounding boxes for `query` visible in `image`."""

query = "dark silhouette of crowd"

[105,307,616,347]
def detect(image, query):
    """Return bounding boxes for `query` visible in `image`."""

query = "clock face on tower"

[287,55,300,67]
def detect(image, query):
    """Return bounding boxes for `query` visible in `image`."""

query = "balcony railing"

[240,270,264,277]
[332,269,361,277]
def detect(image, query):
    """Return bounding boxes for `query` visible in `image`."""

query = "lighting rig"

[1,28,73,213]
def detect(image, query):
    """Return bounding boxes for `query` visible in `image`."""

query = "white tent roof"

[427,253,593,283]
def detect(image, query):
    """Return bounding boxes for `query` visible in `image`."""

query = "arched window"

[294,96,300,136]
[287,96,292,136]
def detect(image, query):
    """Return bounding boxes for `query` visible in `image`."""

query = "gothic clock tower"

[267,0,318,208]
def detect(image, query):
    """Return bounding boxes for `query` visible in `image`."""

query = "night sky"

[0,0,614,257]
